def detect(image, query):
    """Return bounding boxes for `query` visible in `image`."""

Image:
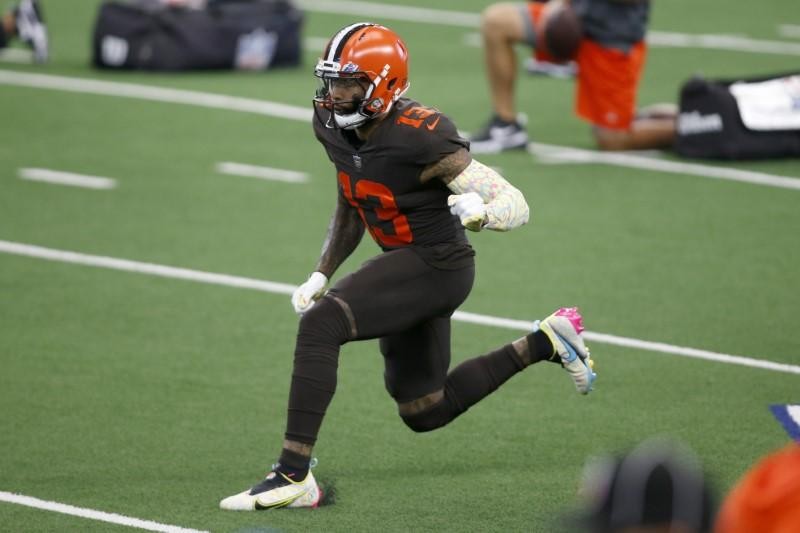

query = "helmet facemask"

[313,69,375,130]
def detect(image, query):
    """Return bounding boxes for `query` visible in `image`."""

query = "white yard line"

[462,30,800,56]
[18,168,117,190]
[778,24,800,39]
[453,311,800,375]
[298,0,800,56]
[530,142,800,190]
[298,0,480,27]
[305,36,330,50]
[215,162,309,183]
[1,239,798,376]
[0,240,296,295]
[647,31,800,56]
[0,70,311,121]
[1,69,797,192]
[0,491,208,533]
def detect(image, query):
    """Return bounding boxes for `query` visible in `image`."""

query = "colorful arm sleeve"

[446,159,530,231]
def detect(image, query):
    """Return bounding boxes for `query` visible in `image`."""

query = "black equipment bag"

[92,0,302,71]
[675,72,800,159]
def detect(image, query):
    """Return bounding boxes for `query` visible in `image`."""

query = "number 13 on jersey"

[338,171,414,247]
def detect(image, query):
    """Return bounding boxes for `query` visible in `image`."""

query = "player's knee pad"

[296,296,352,348]
[400,401,452,433]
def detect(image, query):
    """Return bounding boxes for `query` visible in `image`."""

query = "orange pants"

[526,2,647,130]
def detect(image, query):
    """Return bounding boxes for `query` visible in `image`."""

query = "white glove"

[447,192,487,232]
[291,272,328,314]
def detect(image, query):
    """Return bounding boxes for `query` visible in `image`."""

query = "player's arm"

[292,194,364,314]
[423,147,530,232]
[316,193,365,278]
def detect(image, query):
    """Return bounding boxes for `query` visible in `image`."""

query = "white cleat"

[534,307,596,394]
[220,469,321,511]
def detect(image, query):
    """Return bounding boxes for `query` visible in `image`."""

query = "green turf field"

[1,0,799,531]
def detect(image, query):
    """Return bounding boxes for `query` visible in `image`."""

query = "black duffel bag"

[92,0,303,71]
[675,72,800,159]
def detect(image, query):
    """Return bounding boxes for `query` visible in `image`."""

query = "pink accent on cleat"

[312,488,322,509]
[554,307,584,334]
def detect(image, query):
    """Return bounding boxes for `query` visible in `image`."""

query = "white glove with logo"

[448,192,487,232]
[291,271,328,314]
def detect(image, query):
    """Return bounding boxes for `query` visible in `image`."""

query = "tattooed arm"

[291,194,364,314]
[422,147,530,231]
[315,192,365,278]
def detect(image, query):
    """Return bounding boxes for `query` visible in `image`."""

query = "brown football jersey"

[313,98,474,267]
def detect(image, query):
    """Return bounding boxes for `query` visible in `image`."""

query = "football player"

[471,0,677,153]
[220,22,596,511]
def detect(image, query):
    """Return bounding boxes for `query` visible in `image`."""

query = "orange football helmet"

[314,23,410,129]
